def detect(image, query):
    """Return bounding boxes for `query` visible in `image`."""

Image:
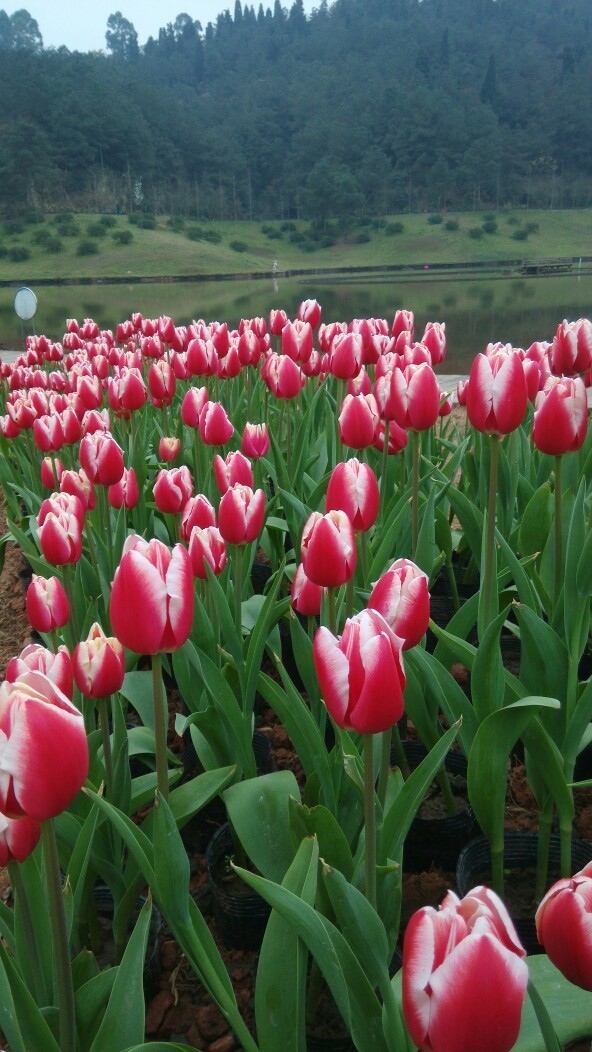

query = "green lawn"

[0,209,591,282]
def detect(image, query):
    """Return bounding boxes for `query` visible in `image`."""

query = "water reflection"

[1,272,590,372]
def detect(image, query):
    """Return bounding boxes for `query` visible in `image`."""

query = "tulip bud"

[26,574,70,633]
[218,485,266,545]
[180,494,216,542]
[80,430,125,486]
[291,564,324,618]
[108,466,140,510]
[535,860,592,991]
[532,375,588,455]
[0,812,41,866]
[368,558,430,649]
[314,609,406,733]
[153,465,194,514]
[241,421,270,459]
[110,535,194,654]
[6,643,73,699]
[325,458,379,532]
[188,525,227,579]
[300,510,356,588]
[214,451,254,495]
[73,623,125,698]
[198,400,234,445]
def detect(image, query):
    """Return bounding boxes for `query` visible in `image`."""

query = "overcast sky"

[21,1,316,52]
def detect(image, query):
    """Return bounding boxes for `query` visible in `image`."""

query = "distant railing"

[520,258,574,275]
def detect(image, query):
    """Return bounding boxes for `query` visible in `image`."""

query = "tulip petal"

[110,550,168,654]
[313,627,350,727]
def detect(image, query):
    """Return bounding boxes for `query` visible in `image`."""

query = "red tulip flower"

[188,525,227,579]
[263,352,305,399]
[33,413,65,453]
[300,509,357,588]
[297,298,321,328]
[153,465,194,515]
[214,451,254,494]
[159,436,181,462]
[291,563,324,618]
[37,497,83,566]
[6,643,73,699]
[421,321,447,365]
[180,494,216,542]
[313,609,405,733]
[325,458,379,532]
[108,466,140,510]
[550,318,592,376]
[338,392,380,449]
[60,469,96,512]
[73,623,125,698]
[402,886,528,1052]
[241,422,270,459]
[465,349,528,435]
[532,375,588,455]
[535,860,592,991]
[148,359,176,407]
[41,456,65,490]
[327,332,363,381]
[26,574,70,633]
[198,400,234,445]
[392,309,414,340]
[110,535,194,654]
[79,430,125,486]
[368,558,430,649]
[282,320,314,363]
[269,308,288,336]
[0,812,40,866]
[0,670,89,821]
[218,484,266,545]
[389,363,441,432]
[181,385,209,427]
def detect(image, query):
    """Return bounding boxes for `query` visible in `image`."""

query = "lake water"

[2,270,591,373]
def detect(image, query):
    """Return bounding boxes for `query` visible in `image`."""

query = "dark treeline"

[1,0,591,219]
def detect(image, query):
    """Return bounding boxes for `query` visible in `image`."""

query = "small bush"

[230,240,248,252]
[385,221,404,235]
[56,222,80,237]
[43,237,63,253]
[524,221,539,234]
[8,245,30,261]
[4,219,24,236]
[86,222,108,238]
[186,225,204,241]
[320,235,336,248]
[202,229,222,244]
[138,214,156,229]
[0,244,7,258]
[22,209,44,225]
[76,238,99,256]
[289,230,305,243]
[506,215,520,226]
[482,211,496,222]
[99,215,117,228]
[280,221,296,232]
[167,216,185,232]
[266,227,283,240]
[355,231,371,243]
[128,212,142,226]
[427,214,443,225]
[482,220,498,234]
[444,219,459,231]
[512,228,529,241]
[33,228,54,246]
[112,229,133,245]
[468,226,484,239]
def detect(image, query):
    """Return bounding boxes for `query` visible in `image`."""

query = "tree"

[105,12,139,60]
[7,9,43,51]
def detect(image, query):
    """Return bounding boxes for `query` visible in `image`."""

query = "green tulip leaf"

[234,856,390,1052]
[0,937,60,1052]
[88,897,151,1052]
[225,770,300,883]
[75,968,117,1052]
[405,646,477,757]
[255,837,319,1052]
[515,956,592,1051]
[470,605,509,722]
[518,482,553,558]
[288,798,354,879]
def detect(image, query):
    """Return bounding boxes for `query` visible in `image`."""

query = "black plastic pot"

[206,822,271,950]
[93,885,162,998]
[395,741,478,873]
[456,831,592,955]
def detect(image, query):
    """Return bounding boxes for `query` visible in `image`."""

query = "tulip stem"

[379,419,390,525]
[97,695,114,790]
[411,430,420,556]
[151,652,169,801]
[481,433,500,637]
[41,819,76,1052]
[527,977,562,1052]
[377,726,393,808]
[553,454,563,615]
[363,734,377,910]
[232,545,244,645]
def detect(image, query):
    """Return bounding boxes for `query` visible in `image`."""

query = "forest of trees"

[0,0,591,220]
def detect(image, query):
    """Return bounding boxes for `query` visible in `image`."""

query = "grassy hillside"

[0,209,591,283]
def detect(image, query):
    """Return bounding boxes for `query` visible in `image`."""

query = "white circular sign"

[14,287,37,321]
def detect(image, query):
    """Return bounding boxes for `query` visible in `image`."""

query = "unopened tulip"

[80,430,125,486]
[282,320,314,363]
[327,332,363,380]
[402,886,528,1052]
[153,465,194,515]
[159,436,181,462]
[6,643,73,699]
[241,422,270,459]
[269,308,288,336]
[188,525,227,579]
[532,375,588,455]
[389,362,441,431]
[263,352,304,399]
[213,451,254,495]
[180,494,216,542]
[392,309,414,340]
[0,812,40,865]
[37,500,83,566]
[218,485,266,545]
[550,318,592,376]
[535,860,592,990]
[338,392,380,449]
[41,456,64,490]
[26,574,70,633]
[300,509,357,588]
[110,535,194,654]
[60,468,96,512]
[368,558,430,649]
[465,349,528,435]
[291,563,324,618]
[325,459,379,532]
[198,400,234,445]
[0,670,89,821]
[73,623,125,698]
[313,609,405,733]
[108,466,140,510]
[181,385,209,427]
[422,321,447,365]
[297,298,321,328]
[147,359,176,407]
